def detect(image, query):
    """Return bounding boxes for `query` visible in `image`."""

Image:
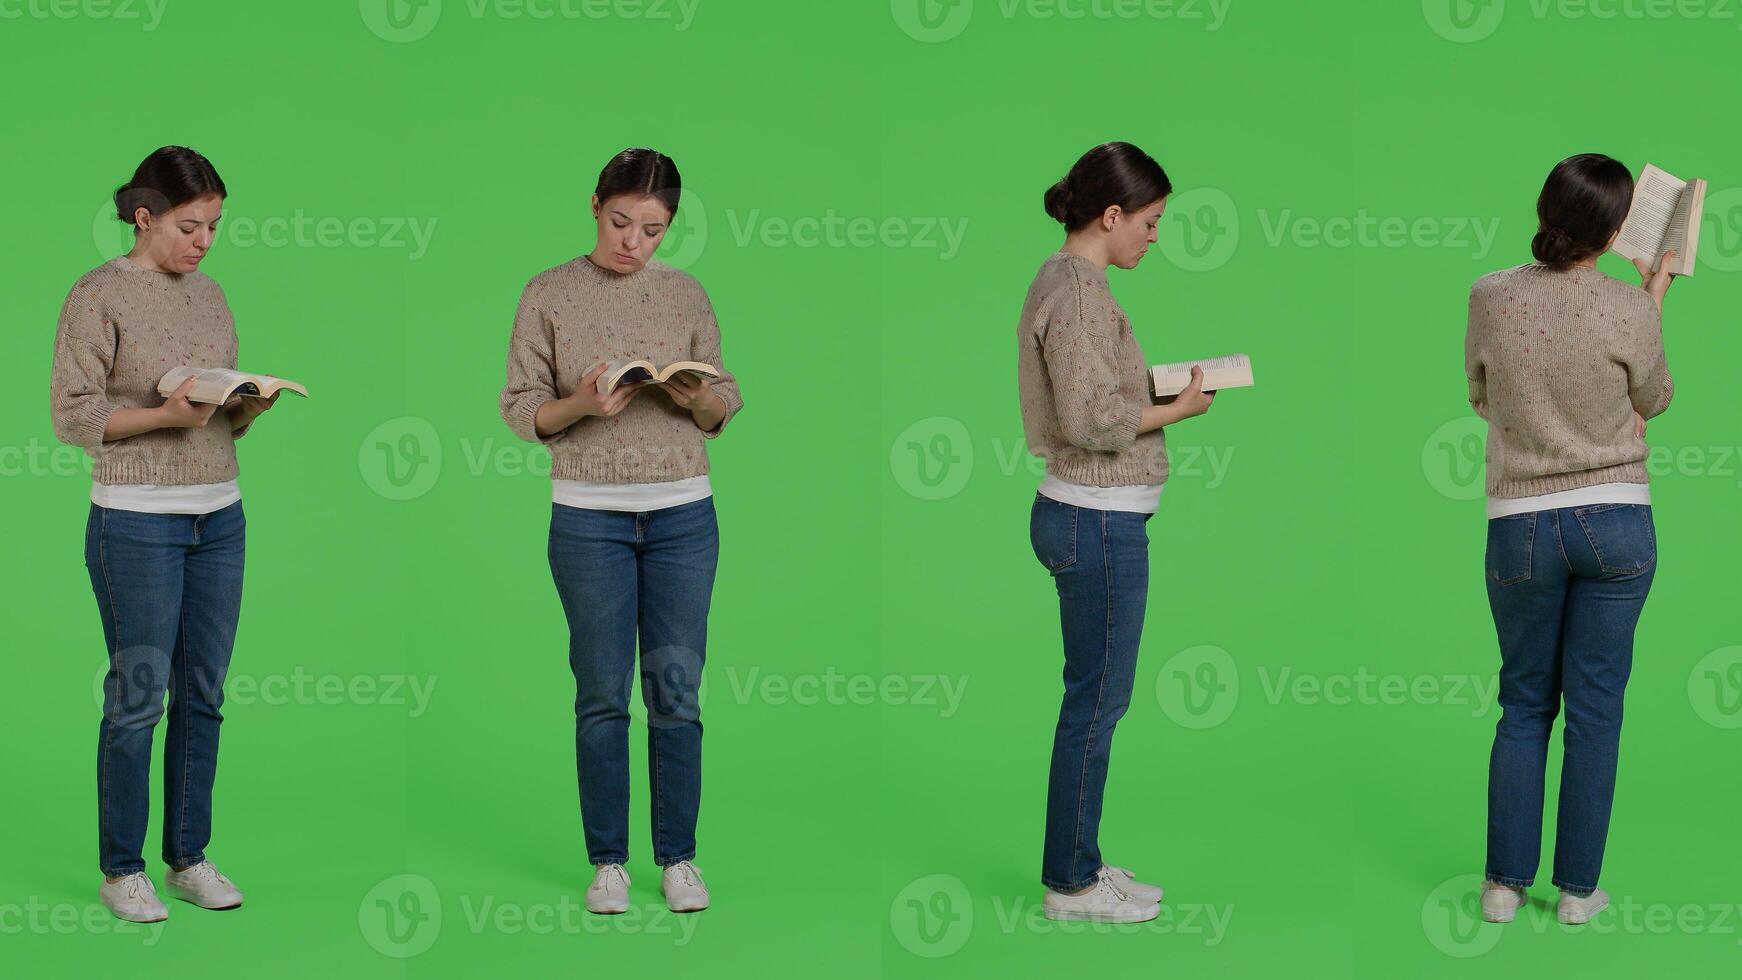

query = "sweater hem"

[1487,461,1648,498]
[91,460,240,486]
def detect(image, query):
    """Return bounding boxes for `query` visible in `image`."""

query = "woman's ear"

[133,207,152,234]
[1605,226,1621,251]
[590,193,601,220]
[1101,204,1123,232]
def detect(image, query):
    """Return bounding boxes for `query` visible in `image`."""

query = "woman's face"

[590,192,673,273]
[1107,196,1167,270]
[134,194,222,274]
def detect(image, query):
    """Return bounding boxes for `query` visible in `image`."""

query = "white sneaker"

[1101,864,1163,904]
[1480,881,1526,923]
[164,860,244,910]
[1558,886,1609,924]
[661,860,709,912]
[101,872,168,923]
[1043,867,1160,923]
[586,863,631,915]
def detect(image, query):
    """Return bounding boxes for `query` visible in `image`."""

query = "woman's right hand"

[1633,249,1677,311]
[571,363,641,418]
[155,377,219,428]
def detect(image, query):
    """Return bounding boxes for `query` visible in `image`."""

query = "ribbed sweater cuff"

[508,396,557,444]
[1488,461,1649,498]
[75,404,116,451]
[702,386,743,440]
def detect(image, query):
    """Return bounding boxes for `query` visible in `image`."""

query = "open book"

[156,367,309,405]
[1150,353,1254,398]
[596,359,719,396]
[1613,162,1706,276]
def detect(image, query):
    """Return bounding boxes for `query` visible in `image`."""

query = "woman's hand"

[534,363,641,437]
[156,376,219,428]
[226,390,280,431]
[1633,249,1677,311]
[1142,364,1216,432]
[1633,410,1646,439]
[659,373,726,431]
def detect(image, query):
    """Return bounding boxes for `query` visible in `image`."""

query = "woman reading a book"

[499,147,743,916]
[49,146,276,923]
[1466,153,1678,926]
[1016,142,1215,923]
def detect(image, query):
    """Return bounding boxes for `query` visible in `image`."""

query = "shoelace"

[182,861,232,887]
[669,861,702,888]
[595,864,629,890]
[120,872,154,901]
[1095,867,1134,901]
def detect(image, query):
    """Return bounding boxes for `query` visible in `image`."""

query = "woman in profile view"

[1016,141,1216,924]
[1466,152,1678,926]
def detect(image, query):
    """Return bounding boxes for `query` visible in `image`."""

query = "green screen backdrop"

[2,0,1738,975]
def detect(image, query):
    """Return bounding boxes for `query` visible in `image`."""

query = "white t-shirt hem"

[1037,474,1165,514]
[552,475,712,513]
[91,480,242,515]
[1486,481,1650,519]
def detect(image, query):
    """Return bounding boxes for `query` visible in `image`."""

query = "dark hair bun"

[1531,225,1577,266]
[1042,178,1073,224]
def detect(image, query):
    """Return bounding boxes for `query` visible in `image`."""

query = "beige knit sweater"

[500,255,744,482]
[1465,262,1674,497]
[1016,251,1166,486]
[49,256,245,485]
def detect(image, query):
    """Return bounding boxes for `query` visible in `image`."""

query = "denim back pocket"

[1485,512,1536,586]
[1573,503,1656,575]
[1030,494,1078,573]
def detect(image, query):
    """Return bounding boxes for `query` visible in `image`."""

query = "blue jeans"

[1484,503,1656,896]
[85,501,246,877]
[548,496,718,867]
[1030,492,1153,892]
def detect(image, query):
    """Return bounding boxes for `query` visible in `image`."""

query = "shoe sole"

[165,887,242,911]
[586,905,629,915]
[1480,908,1517,923]
[105,906,168,923]
[1043,905,1160,923]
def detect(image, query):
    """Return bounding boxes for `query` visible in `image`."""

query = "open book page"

[1150,353,1254,398]
[1613,164,1689,270]
[597,359,719,396]
[157,367,309,404]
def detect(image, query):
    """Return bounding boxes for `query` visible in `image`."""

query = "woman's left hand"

[1632,410,1646,438]
[227,391,280,429]
[659,373,714,411]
